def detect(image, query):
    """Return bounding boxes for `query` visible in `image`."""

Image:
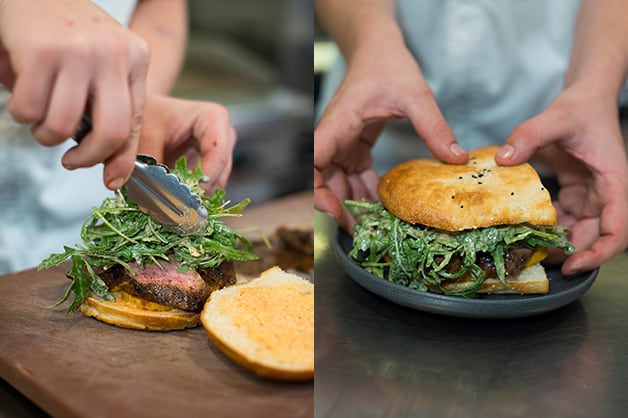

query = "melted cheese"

[526,247,549,267]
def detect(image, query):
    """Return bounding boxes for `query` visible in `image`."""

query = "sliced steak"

[476,247,534,278]
[433,247,534,279]
[197,262,236,292]
[98,259,235,312]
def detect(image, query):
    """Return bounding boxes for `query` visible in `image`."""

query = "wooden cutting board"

[0,193,313,418]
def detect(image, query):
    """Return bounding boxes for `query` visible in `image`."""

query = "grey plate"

[335,229,599,319]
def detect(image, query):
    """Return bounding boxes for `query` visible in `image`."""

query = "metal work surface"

[315,212,628,418]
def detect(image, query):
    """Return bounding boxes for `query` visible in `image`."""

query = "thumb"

[496,107,571,166]
[404,90,468,164]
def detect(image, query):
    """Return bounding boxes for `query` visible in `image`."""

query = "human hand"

[496,85,628,275]
[137,95,236,193]
[315,40,467,232]
[0,0,149,190]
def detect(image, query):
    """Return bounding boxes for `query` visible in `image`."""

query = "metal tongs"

[72,115,208,236]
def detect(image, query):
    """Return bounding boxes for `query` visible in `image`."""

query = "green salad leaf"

[345,200,574,298]
[38,157,257,312]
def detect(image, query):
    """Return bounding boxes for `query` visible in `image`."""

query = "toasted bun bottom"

[80,293,200,331]
[201,266,314,381]
[442,263,549,294]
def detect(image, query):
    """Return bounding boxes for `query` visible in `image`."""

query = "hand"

[315,40,467,232]
[0,0,150,190]
[496,85,628,275]
[138,95,236,192]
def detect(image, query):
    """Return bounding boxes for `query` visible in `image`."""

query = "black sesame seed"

[460,205,464,208]
[478,181,483,185]
[458,176,463,179]
[511,192,514,196]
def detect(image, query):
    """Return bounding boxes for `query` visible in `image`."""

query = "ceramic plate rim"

[335,229,598,319]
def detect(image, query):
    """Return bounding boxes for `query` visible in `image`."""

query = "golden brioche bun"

[80,291,200,331]
[378,145,556,231]
[201,266,314,381]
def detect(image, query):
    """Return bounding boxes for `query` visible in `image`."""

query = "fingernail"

[450,143,465,157]
[62,159,75,170]
[108,177,125,190]
[498,144,514,160]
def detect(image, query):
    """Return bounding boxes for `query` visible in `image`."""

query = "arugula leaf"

[39,157,257,312]
[345,200,574,298]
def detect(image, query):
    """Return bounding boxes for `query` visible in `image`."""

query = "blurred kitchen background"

[172,0,312,206]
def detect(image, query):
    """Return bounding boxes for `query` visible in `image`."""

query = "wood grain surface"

[0,193,313,418]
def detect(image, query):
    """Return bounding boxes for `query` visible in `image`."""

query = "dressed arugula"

[345,200,574,297]
[38,157,257,312]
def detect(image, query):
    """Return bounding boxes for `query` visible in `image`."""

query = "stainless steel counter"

[314,211,628,418]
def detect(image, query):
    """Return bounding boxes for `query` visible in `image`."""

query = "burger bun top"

[378,146,556,231]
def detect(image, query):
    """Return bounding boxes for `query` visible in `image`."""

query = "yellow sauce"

[110,286,173,311]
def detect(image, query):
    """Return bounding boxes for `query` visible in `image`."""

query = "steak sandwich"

[346,146,574,297]
[39,158,257,330]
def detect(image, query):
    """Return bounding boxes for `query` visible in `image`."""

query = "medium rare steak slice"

[98,259,236,312]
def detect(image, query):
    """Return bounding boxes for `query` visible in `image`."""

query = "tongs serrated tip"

[73,115,208,236]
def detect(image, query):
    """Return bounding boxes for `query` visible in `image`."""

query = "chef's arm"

[129,0,188,95]
[564,0,628,96]
[315,0,401,63]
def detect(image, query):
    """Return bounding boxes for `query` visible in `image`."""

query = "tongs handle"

[72,115,93,144]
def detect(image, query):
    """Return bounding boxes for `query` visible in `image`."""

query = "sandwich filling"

[346,200,574,297]
[39,157,257,312]
[98,259,236,312]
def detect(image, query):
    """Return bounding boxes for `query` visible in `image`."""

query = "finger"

[496,107,572,166]
[213,153,233,190]
[314,185,355,233]
[403,89,467,164]
[200,140,232,190]
[345,169,379,202]
[314,108,351,170]
[7,57,56,124]
[562,199,628,275]
[125,33,149,155]
[544,249,568,266]
[196,106,236,188]
[63,67,135,188]
[102,35,148,189]
[554,201,578,228]
[30,58,90,146]
[213,127,236,189]
[563,235,622,276]
[100,35,147,189]
[361,169,380,202]
[314,167,355,233]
